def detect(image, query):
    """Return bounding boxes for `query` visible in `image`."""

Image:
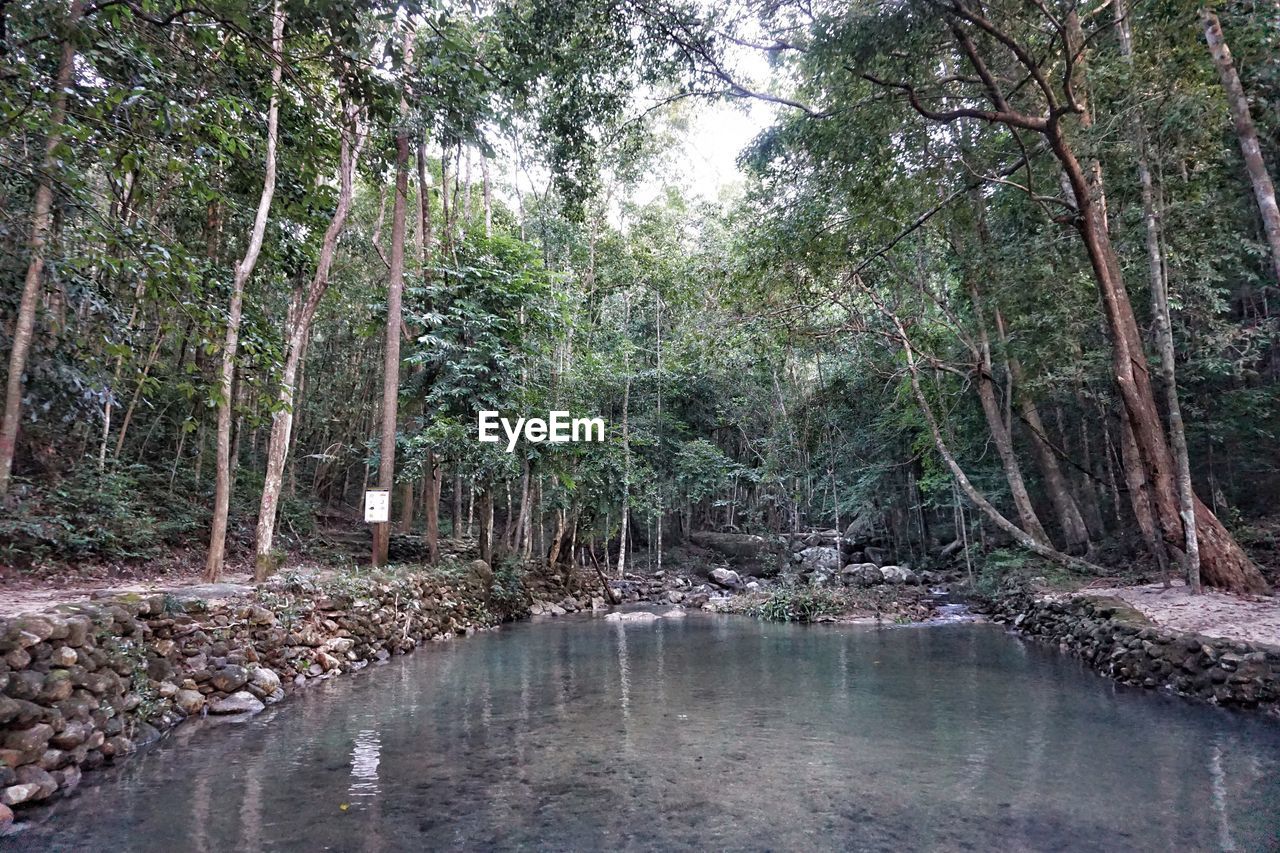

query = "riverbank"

[0,559,536,829]
[982,581,1280,715]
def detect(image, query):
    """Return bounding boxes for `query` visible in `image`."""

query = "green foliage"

[750,585,846,623]
[489,556,528,612]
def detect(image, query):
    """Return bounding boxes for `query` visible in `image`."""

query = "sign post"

[364,489,390,566]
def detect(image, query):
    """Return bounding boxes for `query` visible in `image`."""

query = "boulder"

[709,568,742,589]
[1,784,42,807]
[15,765,57,799]
[4,723,53,755]
[879,565,918,585]
[175,689,205,716]
[248,666,281,696]
[842,564,883,587]
[209,665,249,693]
[797,546,841,572]
[603,611,659,623]
[864,546,891,566]
[208,691,265,716]
[0,802,12,832]
[688,531,782,568]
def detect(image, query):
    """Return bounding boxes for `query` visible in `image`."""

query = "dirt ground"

[1070,581,1280,648]
[0,567,258,618]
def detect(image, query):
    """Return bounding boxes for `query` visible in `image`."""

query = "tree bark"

[1202,9,1280,286]
[205,1,285,581]
[883,294,1101,574]
[1,0,87,499]
[968,282,1051,545]
[1118,0,1202,590]
[373,31,413,566]
[254,102,362,580]
[424,450,440,562]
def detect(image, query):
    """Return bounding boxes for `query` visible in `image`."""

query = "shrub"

[751,585,846,623]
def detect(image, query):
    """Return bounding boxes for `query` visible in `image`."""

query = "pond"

[9,614,1280,851]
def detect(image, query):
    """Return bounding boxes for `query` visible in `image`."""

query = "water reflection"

[349,730,381,799]
[10,618,1280,852]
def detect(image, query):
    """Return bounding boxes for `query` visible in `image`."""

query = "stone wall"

[0,561,517,824]
[986,591,1280,714]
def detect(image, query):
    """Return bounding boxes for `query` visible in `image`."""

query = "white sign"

[364,489,390,523]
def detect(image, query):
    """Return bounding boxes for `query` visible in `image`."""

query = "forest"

[3,0,1279,598]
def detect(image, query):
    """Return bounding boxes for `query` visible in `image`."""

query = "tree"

[206,0,286,582]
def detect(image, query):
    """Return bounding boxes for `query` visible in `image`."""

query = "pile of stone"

[987,591,1280,712]
[0,562,510,824]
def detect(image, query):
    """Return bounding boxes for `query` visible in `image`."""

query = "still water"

[9,615,1280,851]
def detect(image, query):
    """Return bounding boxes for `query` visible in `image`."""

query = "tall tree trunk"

[1,0,87,499]
[373,32,413,566]
[254,103,362,580]
[1118,0,1202,590]
[1051,126,1267,592]
[205,1,285,581]
[1202,8,1280,285]
[617,293,632,577]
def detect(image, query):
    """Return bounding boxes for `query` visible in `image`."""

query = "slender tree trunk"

[424,450,440,562]
[451,472,462,538]
[205,2,285,581]
[1202,8,1280,285]
[1118,0,1202,590]
[253,103,362,580]
[373,32,412,566]
[888,304,1100,574]
[968,283,1050,544]
[1,0,87,498]
[617,293,632,577]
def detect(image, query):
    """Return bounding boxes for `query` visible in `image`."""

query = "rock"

[101,736,134,758]
[132,722,162,748]
[50,720,94,750]
[248,666,281,695]
[14,615,54,647]
[797,546,841,571]
[0,696,23,726]
[864,546,890,566]
[51,646,78,667]
[467,559,494,587]
[175,689,205,715]
[0,802,12,832]
[879,565,918,585]
[1,784,42,807]
[844,510,880,546]
[37,671,74,703]
[4,648,30,669]
[208,691,265,716]
[15,765,57,799]
[709,568,742,589]
[52,765,81,792]
[604,611,659,623]
[4,723,53,755]
[662,608,687,619]
[689,531,780,567]
[209,665,249,693]
[323,637,354,655]
[843,564,883,586]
